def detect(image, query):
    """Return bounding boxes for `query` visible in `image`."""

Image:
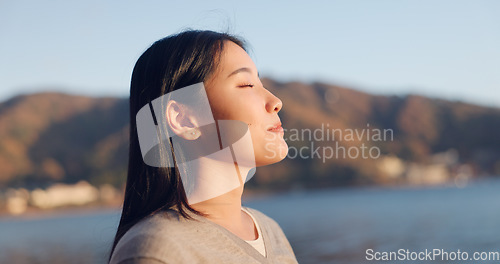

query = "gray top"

[109,206,299,264]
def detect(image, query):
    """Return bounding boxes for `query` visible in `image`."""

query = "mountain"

[0,79,499,190]
[0,93,129,189]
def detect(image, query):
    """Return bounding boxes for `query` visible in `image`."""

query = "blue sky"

[1,0,499,107]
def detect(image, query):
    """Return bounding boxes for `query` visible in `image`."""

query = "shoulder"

[109,210,204,264]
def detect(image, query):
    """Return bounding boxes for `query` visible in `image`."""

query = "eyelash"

[237,83,254,88]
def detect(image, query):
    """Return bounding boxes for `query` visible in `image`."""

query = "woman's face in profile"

[205,41,288,166]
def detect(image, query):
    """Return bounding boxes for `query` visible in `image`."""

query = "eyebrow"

[227,67,259,78]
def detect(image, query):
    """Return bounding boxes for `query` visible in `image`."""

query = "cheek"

[207,88,287,165]
[209,94,247,120]
[213,98,260,125]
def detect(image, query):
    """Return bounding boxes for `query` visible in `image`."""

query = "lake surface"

[1,178,499,264]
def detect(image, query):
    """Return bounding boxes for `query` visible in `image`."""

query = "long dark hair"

[109,30,245,259]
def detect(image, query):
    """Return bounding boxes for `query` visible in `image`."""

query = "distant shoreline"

[0,188,274,221]
[3,177,498,221]
[0,203,121,221]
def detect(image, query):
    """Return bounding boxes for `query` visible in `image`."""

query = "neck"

[190,185,244,221]
[183,150,252,222]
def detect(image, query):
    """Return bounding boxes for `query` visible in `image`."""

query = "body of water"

[1,179,499,263]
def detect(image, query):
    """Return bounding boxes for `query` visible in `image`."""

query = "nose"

[265,89,283,113]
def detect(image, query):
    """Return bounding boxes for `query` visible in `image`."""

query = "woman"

[109,30,298,264]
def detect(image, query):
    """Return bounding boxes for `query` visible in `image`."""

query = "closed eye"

[237,84,254,88]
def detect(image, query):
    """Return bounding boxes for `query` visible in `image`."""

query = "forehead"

[218,41,255,73]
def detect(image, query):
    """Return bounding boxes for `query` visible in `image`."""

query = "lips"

[267,122,283,132]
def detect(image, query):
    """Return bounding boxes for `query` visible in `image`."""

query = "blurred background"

[1,1,499,263]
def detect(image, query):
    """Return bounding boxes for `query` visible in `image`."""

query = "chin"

[255,140,288,167]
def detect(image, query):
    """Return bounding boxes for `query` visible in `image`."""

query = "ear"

[166,100,201,140]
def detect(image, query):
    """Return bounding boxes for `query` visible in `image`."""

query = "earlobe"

[166,100,201,140]
[184,128,201,140]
